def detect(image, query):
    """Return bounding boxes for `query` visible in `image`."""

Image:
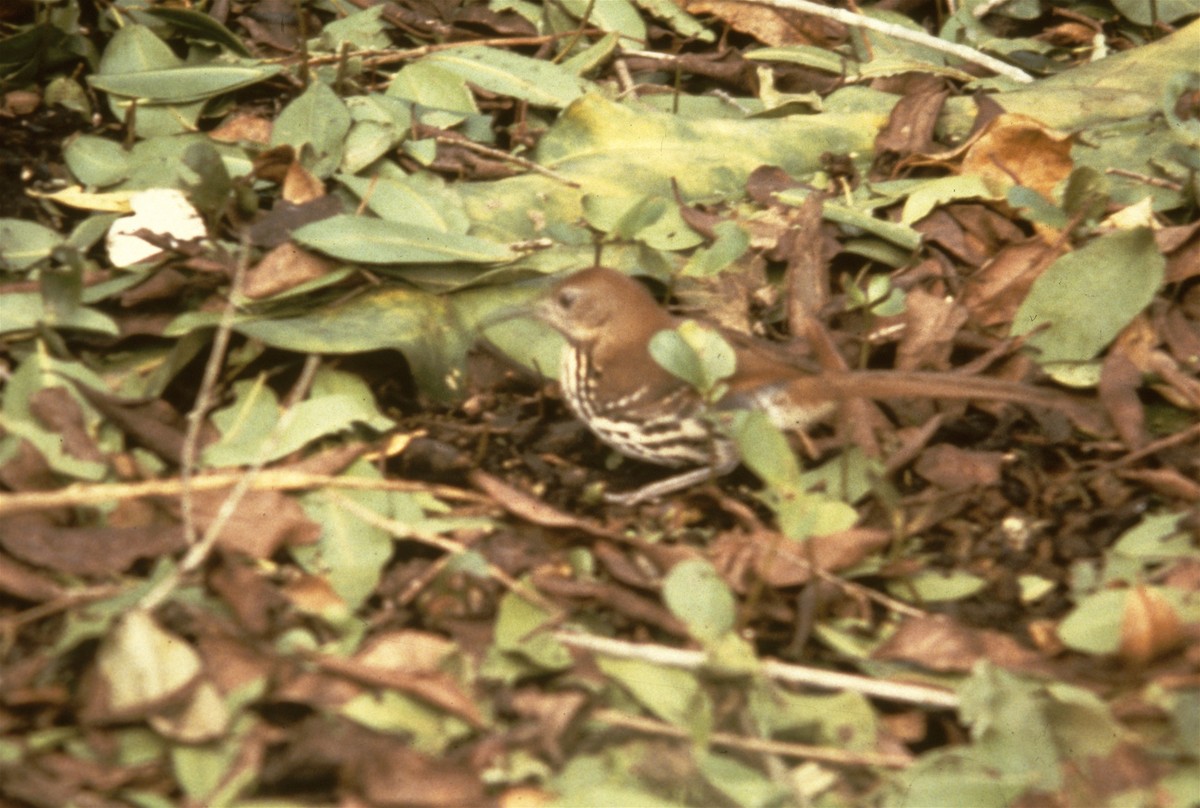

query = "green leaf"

[202,368,394,467]
[632,0,714,42]
[319,5,390,51]
[0,219,64,270]
[1056,589,1127,655]
[682,221,749,276]
[890,570,987,602]
[293,214,516,264]
[423,46,588,108]
[167,286,467,401]
[560,0,646,48]
[93,25,204,136]
[342,691,472,754]
[89,62,280,103]
[387,61,478,114]
[0,291,118,337]
[142,7,252,56]
[662,559,736,643]
[597,657,711,730]
[898,175,996,226]
[338,170,468,234]
[63,134,130,187]
[697,751,788,808]
[1012,228,1165,370]
[296,464,398,610]
[648,321,736,398]
[491,592,572,671]
[271,81,352,178]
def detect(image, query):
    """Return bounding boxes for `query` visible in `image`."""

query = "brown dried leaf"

[244,241,335,299]
[683,0,844,46]
[209,112,273,144]
[873,615,1050,674]
[1120,586,1185,667]
[913,444,1005,491]
[185,487,321,559]
[874,78,950,161]
[27,387,106,465]
[281,159,325,204]
[896,288,969,372]
[1099,351,1147,449]
[0,552,65,602]
[961,114,1074,202]
[961,239,1066,328]
[711,528,889,589]
[0,517,185,576]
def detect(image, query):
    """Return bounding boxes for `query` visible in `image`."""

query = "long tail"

[787,370,1108,433]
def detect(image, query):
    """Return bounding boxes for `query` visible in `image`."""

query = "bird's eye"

[556,288,580,310]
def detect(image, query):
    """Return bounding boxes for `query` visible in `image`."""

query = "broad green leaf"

[631,0,714,41]
[939,22,1200,137]
[1012,228,1165,370]
[202,369,394,467]
[1056,589,1128,655]
[63,134,130,187]
[293,214,516,264]
[89,62,280,103]
[491,592,572,671]
[560,0,646,48]
[342,691,472,754]
[0,219,63,270]
[142,7,252,56]
[535,93,889,200]
[1112,512,1192,561]
[169,286,467,400]
[697,751,788,808]
[745,45,847,74]
[682,221,749,276]
[899,175,996,225]
[338,170,469,234]
[271,81,352,178]
[0,291,118,337]
[662,559,736,643]
[896,750,1031,808]
[342,96,412,174]
[387,61,478,114]
[423,46,588,108]
[296,470,393,610]
[319,5,389,50]
[583,193,704,251]
[122,134,254,190]
[1111,0,1197,25]
[648,322,735,397]
[890,570,987,602]
[93,25,203,136]
[597,657,710,730]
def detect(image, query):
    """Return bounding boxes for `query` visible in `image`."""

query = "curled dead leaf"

[961,114,1073,202]
[1119,586,1183,667]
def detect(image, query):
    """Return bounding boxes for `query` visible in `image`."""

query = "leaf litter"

[0,0,1197,806]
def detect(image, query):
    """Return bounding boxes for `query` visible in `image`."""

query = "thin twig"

[296,34,582,69]
[0,471,490,517]
[323,491,560,615]
[433,136,581,188]
[591,708,913,768]
[555,632,960,709]
[139,353,323,611]
[1104,167,1185,192]
[738,0,1033,83]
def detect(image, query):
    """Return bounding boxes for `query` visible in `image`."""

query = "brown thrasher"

[533,266,1092,505]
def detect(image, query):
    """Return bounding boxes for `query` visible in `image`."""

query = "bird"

[532,266,1096,505]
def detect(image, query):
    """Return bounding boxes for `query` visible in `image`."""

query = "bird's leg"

[603,455,741,505]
